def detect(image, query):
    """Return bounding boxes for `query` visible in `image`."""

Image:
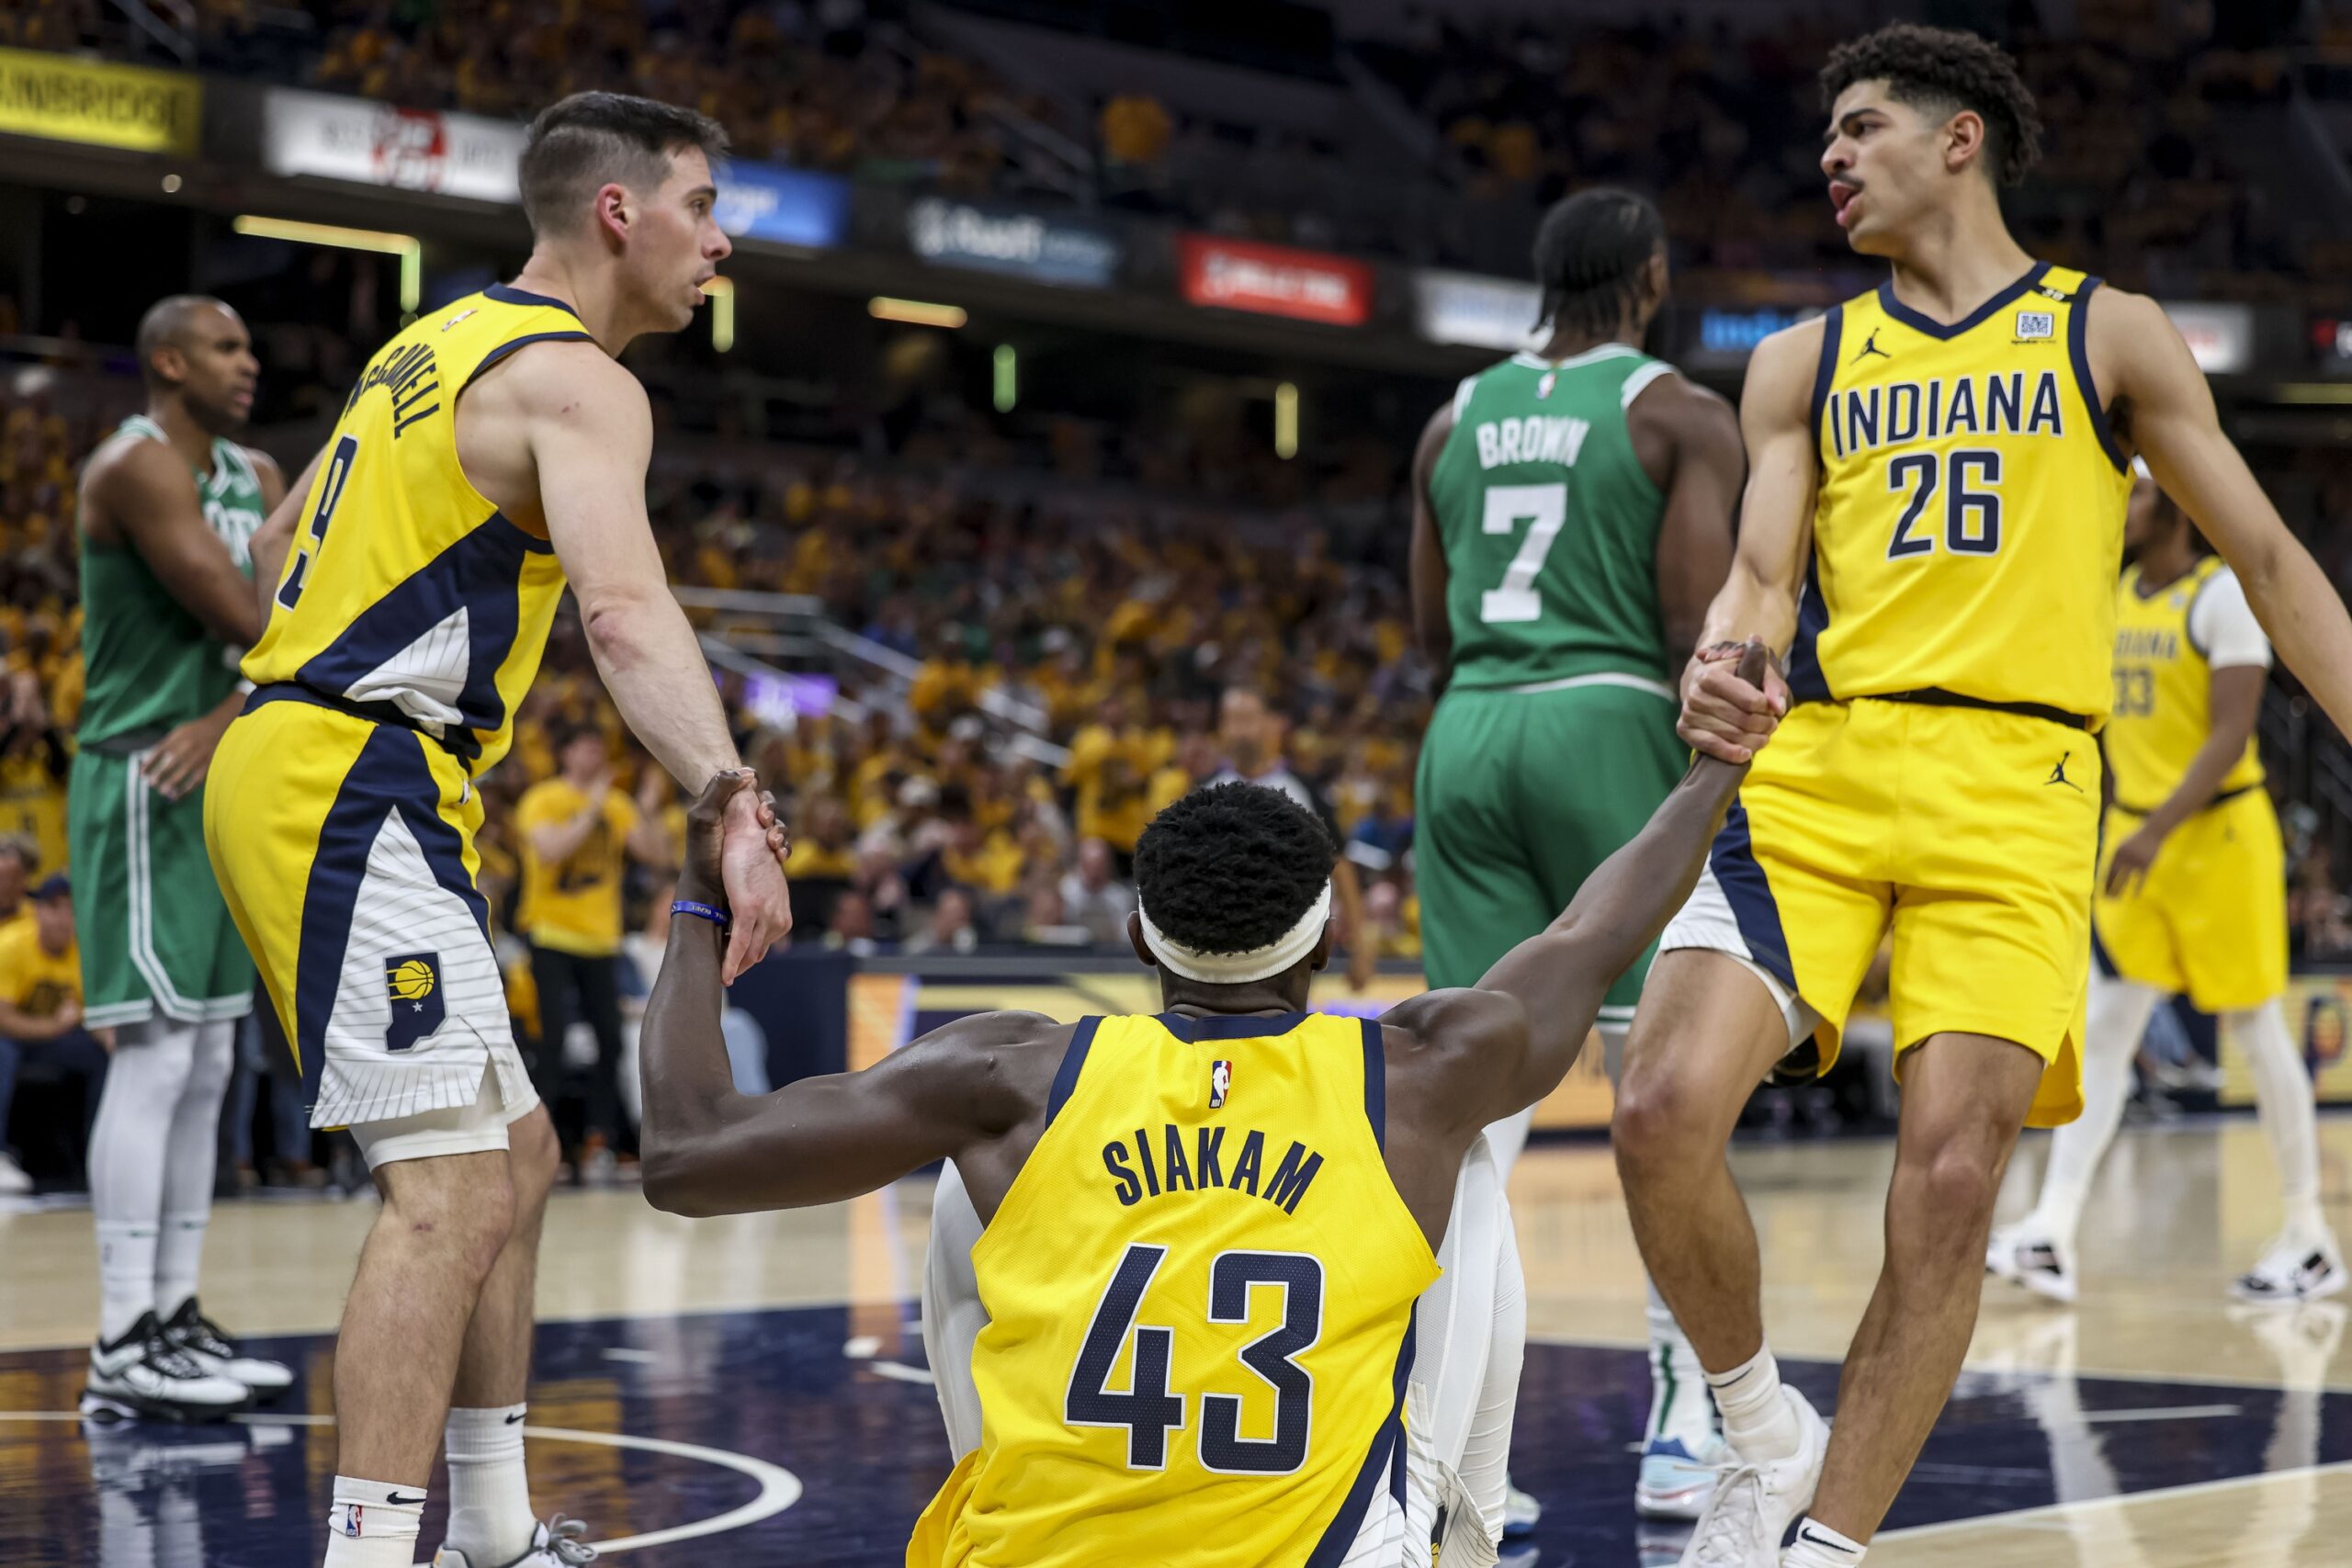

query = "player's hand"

[2104,824,2167,897]
[717,774,793,984]
[1679,638,1786,763]
[54,998,82,1032]
[142,705,237,801]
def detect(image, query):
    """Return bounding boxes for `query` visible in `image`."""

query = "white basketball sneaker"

[2231,1230,2348,1304]
[1674,1387,1827,1568]
[1637,1429,1731,1519]
[0,1149,32,1194]
[1502,1479,1541,1537]
[1984,1222,2078,1305]
[80,1312,252,1423]
[161,1297,295,1397]
[432,1515,598,1566]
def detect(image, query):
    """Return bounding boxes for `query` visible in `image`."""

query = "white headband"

[1137,883,1332,985]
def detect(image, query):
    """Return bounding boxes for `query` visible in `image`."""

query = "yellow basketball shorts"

[202,691,533,1130]
[2094,789,2286,1012]
[1659,697,2100,1127]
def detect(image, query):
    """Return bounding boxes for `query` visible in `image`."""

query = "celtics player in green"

[73,296,295,1421]
[1410,189,1745,1528]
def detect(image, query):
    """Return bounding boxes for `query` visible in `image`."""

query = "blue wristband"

[672,898,729,930]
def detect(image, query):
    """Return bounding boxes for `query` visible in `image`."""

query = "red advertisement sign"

[1177,235,1373,326]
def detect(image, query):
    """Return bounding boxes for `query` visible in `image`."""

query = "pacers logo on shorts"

[385,953,445,1052]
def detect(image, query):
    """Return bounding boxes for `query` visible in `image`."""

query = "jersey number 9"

[1067,1242,1324,1474]
[276,434,360,612]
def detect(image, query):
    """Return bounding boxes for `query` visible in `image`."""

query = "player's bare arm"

[2096,288,2352,740]
[1680,319,1819,761]
[1627,371,1745,659]
[467,337,791,980]
[1382,644,1763,1213]
[2106,661,2263,897]
[139,447,288,803]
[81,436,267,650]
[1408,400,1457,683]
[638,772,1063,1218]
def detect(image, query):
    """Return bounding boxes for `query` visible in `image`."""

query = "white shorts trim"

[1491,671,1676,702]
[354,1057,538,1169]
[1657,862,1822,1050]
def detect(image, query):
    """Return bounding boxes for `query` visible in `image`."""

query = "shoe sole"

[1988,1249,2077,1305]
[2230,1268,2349,1304]
[79,1386,250,1424]
[1634,1477,1713,1520]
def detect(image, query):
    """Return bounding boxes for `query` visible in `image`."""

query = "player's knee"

[384,1159,515,1281]
[1611,1065,1701,1174]
[1899,1132,2006,1235]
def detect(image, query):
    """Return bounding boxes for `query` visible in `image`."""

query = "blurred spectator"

[1101,92,1174,167]
[1059,838,1138,946]
[906,886,980,954]
[0,834,38,932]
[0,875,107,1192]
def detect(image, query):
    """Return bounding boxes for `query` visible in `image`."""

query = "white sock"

[1645,1275,1716,1447]
[153,1021,233,1319]
[445,1404,536,1565]
[1783,1517,1867,1566]
[322,1476,424,1568]
[95,1221,158,1343]
[2231,1001,2329,1241]
[2028,976,2160,1248]
[87,1018,199,1340]
[1705,1344,1799,1463]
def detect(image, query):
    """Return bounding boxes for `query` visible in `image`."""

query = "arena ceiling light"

[232,215,422,320]
[870,296,967,329]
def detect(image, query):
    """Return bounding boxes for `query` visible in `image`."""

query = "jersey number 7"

[1066,1242,1324,1474]
[1479,482,1568,624]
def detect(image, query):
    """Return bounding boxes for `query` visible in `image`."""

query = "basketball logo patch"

[1209,1059,1232,1110]
[386,953,445,1052]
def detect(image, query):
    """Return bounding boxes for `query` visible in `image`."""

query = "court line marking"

[1875,1458,2352,1540]
[0,1411,801,1555]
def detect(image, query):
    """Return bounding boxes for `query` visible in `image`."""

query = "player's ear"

[1126,910,1156,969]
[1943,107,1987,178]
[594,182,633,247]
[1308,919,1333,974]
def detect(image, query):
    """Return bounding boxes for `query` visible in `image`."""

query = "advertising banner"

[2225,972,2352,1106]
[2163,301,2254,375]
[1412,270,1544,352]
[717,160,851,250]
[262,88,524,202]
[1178,235,1374,326]
[908,196,1121,288]
[0,47,198,157]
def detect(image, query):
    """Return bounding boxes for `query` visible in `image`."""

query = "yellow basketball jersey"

[1795,264,2132,720]
[2105,557,2264,813]
[242,287,595,773]
[913,1011,1438,1568]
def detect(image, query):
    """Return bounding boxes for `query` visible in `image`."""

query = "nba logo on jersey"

[2015,310,2055,341]
[1536,371,1557,400]
[442,307,478,332]
[385,953,444,1052]
[1209,1059,1232,1109]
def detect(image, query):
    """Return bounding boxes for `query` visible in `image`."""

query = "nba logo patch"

[385,953,444,1053]
[334,1504,364,1538]
[1536,371,1557,400]
[442,307,478,332]
[1209,1060,1232,1110]
[2015,310,2055,341]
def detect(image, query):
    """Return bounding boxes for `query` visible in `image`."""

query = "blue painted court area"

[1,1304,2346,1565]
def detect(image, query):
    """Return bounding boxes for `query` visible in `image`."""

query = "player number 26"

[1885,448,2002,560]
[1066,1243,1323,1474]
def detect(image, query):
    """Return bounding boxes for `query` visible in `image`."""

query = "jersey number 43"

[1066,1242,1324,1474]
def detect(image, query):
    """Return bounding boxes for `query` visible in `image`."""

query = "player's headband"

[1137,882,1333,986]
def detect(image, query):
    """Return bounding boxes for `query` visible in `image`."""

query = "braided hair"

[1533,187,1667,337]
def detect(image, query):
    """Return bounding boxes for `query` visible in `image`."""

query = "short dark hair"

[134,295,233,387]
[1135,783,1333,957]
[1533,187,1666,336]
[519,92,729,238]
[1820,23,2042,188]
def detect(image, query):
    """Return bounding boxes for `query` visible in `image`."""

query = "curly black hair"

[1820,23,2043,188]
[1134,783,1334,959]
[1533,187,1667,337]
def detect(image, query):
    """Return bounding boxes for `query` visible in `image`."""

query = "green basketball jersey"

[78,415,266,746]
[1427,344,1678,690]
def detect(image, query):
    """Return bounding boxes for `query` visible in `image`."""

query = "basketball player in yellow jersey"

[1609,26,2352,1568]
[204,93,791,1568]
[1989,466,2344,1305]
[634,653,1774,1568]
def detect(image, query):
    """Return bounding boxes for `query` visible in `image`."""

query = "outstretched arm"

[1386,644,1763,1129]
[638,773,1034,1216]
[2103,288,2352,740]
[1408,401,1457,684]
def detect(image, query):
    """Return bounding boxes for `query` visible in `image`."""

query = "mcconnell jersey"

[241,286,595,773]
[1428,344,1682,690]
[910,1010,1438,1568]
[79,417,267,746]
[2106,556,2268,813]
[1793,263,2132,721]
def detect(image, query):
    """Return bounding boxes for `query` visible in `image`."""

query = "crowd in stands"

[7,0,2329,288]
